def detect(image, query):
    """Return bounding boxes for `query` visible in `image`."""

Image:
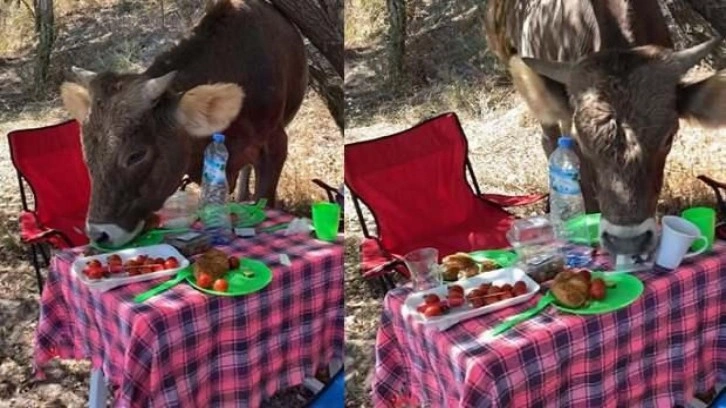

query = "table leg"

[89,368,108,408]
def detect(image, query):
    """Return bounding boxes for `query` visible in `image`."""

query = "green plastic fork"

[489,293,554,336]
[134,267,193,303]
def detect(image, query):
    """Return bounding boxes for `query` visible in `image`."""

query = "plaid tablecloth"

[373,243,726,407]
[34,210,344,408]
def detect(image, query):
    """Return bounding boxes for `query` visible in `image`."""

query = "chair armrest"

[482,193,547,207]
[698,175,726,190]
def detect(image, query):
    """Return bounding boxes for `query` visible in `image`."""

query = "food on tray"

[464,280,528,308]
[442,252,486,280]
[193,248,229,281]
[228,256,240,270]
[81,255,182,280]
[190,251,244,291]
[197,272,214,289]
[550,269,611,308]
[415,280,530,318]
[213,279,229,292]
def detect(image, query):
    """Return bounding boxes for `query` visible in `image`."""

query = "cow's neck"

[591,0,672,50]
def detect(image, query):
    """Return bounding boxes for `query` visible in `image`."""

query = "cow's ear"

[175,83,244,137]
[678,70,726,127]
[60,82,91,122]
[521,58,573,85]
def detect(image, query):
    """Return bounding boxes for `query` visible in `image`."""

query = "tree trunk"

[307,44,343,130]
[386,0,406,80]
[266,0,343,77]
[684,0,726,36]
[33,0,54,93]
[659,0,726,69]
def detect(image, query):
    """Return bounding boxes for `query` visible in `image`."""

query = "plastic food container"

[159,191,199,228]
[507,216,565,283]
[71,244,189,292]
[163,231,212,257]
[402,267,540,331]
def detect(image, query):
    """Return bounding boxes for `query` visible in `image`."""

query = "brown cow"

[60,0,308,247]
[485,0,726,255]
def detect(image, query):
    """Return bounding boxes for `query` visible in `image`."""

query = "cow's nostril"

[96,232,110,243]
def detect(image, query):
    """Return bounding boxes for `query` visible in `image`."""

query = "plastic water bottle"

[548,136,592,267]
[200,133,233,245]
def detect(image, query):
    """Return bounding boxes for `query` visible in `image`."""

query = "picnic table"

[373,243,726,407]
[33,209,344,407]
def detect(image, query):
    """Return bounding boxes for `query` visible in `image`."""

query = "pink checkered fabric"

[34,210,344,407]
[373,243,726,407]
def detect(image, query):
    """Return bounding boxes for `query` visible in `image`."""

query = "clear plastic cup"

[403,248,441,291]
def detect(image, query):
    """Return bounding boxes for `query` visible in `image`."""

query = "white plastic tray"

[71,244,190,293]
[402,267,541,331]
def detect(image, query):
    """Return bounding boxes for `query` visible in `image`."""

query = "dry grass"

[344,1,726,407]
[0,0,340,406]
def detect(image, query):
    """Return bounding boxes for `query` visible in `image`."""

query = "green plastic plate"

[469,249,519,268]
[552,271,644,315]
[228,203,266,227]
[90,230,165,252]
[186,258,273,296]
[565,213,602,245]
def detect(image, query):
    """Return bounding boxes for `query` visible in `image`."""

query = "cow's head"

[523,38,726,255]
[60,68,244,247]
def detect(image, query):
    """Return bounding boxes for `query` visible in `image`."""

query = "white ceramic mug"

[655,216,708,269]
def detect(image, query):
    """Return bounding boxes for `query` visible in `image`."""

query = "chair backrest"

[8,120,90,246]
[345,112,504,255]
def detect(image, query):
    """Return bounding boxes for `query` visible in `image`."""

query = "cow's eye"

[125,150,148,167]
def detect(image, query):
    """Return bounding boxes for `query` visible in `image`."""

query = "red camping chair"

[8,119,90,292]
[344,113,546,292]
[697,175,726,241]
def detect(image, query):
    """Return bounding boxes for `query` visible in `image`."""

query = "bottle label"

[203,157,227,185]
[549,165,581,195]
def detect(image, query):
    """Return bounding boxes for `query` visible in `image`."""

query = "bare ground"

[0,1,340,407]
[343,0,726,406]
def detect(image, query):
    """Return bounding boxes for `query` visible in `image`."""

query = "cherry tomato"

[513,281,527,292]
[197,273,213,289]
[107,255,122,265]
[448,296,464,308]
[86,266,104,280]
[501,283,513,292]
[108,263,124,274]
[141,260,155,274]
[512,286,528,297]
[416,303,428,314]
[424,294,440,305]
[164,257,180,270]
[213,279,229,292]
[151,264,164,272]
[228,256,240,270]
[448,285,464,295]
[87,259,102,268]
[154,257,165,265]
[589,278,606,300]
[423,304,443,318]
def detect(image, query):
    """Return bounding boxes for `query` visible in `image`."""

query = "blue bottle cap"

[212,133,225,143]
[558,136,574,148]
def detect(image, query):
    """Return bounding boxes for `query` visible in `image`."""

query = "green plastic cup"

[681,207,716,252]
[312,202,341,242]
